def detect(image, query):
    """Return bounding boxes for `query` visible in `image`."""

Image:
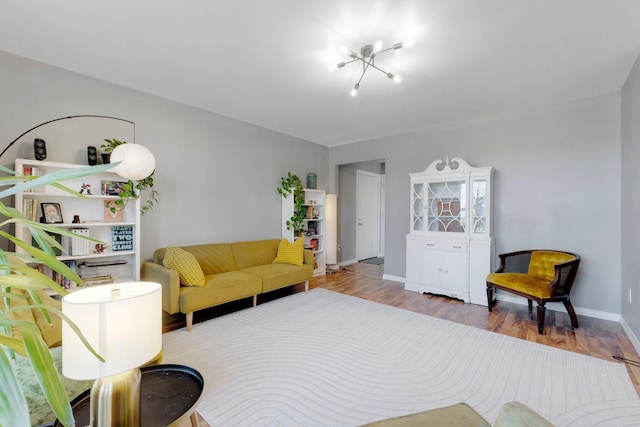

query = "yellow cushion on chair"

[528,251,576,282]
[486,273,553,299]
[273,238,305,266]
[163,247,206,287]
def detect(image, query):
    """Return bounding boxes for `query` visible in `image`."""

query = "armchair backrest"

[528,250,580,296]
[528,251,577,282]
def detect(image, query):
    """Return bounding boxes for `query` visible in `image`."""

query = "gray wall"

[330,94,622,316]
[0,51,329,261]
[621,54,640,341]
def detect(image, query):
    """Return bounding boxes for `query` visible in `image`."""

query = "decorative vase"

[307,173,317,189]
[101,153,111,164]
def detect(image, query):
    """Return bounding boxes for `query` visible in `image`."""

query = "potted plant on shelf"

[99,137,122,164]
[276,172,306,236]
[0,164,108,427]
[101,138,159,215]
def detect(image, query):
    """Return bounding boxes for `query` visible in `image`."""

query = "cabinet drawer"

[421,241,468,252]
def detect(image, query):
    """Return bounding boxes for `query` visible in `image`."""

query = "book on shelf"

[22,198,39,222]
[23,166,46,193]
[70,228,91,256]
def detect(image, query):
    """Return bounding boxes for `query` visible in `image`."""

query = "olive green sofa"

[141,239,314,331]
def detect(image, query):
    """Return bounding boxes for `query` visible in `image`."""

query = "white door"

[356,170,381,260]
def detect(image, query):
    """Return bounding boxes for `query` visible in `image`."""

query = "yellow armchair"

[486,250,580,334]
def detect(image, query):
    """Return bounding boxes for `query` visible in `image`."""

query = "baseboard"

[341,259,357,267]
[495,293,620,322]
[390,275,620,322]
[620,317,640,356]
[382,274,404,283]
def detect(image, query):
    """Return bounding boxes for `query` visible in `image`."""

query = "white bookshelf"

[13,159,141,288]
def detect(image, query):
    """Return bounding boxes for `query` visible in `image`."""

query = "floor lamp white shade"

[62,282,162,380]
[110,143,156,181]
[325,194,338,265]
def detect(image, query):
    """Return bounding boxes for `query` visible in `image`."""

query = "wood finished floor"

[164,261,640,412]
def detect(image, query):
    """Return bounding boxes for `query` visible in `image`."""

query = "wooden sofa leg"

[563,299,579,329]
[186,312,193,332]
[486,285,494,311]
[305,280,309,293]
[536,303,546,334]
[253,295,257,307]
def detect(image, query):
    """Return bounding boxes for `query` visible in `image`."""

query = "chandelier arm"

[368,63,391,76]
[357,56,376,85]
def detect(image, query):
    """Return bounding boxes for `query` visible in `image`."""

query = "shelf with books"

[282,188,326,276]
[14,158,141,283]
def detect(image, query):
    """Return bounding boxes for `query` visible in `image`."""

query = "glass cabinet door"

[427,180,466,233]
[472,179,488,234]
[411,183,424,231]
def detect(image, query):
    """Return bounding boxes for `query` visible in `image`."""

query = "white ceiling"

[1,1,640,147]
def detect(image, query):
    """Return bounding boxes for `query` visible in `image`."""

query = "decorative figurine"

[79,183,93,195]
[72,215,81,224]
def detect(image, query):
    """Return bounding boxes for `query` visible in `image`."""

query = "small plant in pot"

[99,138,123,164]
[276,172,306,236]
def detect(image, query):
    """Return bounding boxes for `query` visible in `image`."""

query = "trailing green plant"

[276,172,306,235]
[106,172,159,216]
[0,164,108,427]
[101,138,159,215]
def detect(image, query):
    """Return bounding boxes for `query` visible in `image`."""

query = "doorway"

[336,161,385,266]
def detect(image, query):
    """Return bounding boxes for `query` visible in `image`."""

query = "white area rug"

[162,288,640,426]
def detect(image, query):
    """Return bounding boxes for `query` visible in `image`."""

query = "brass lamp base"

[90,368,142,427]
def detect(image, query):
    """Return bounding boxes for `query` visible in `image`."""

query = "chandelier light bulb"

[393,75,402,83]
[339,45,349,55]
[373,40,383,53]
[350,83,360,97]
[328,64,337,72]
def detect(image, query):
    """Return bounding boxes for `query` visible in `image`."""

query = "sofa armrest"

[141,261,181,314]
[303,249,315,266]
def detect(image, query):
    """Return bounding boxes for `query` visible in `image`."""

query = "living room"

[2,1,640,426]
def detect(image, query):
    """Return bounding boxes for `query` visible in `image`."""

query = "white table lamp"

[62,282,162,427]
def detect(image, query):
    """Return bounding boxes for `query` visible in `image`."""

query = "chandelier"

[329,39,415,96]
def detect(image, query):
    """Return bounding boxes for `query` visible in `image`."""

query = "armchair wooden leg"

[486,285,494,311]
[527,299,533,313]
[536,303,546,334]
[563,299,579,329]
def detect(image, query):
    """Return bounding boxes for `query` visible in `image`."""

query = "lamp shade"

[62,282,162,380]
[110,143,156,181]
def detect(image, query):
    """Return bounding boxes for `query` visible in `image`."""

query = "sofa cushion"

[163,246,206,287]
[179,271,262,313]
[156,243,237,275]
[272,237,305,266]
[232,239,280,270]
[241,263,313,292]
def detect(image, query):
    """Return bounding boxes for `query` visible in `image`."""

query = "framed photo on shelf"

[101,180,127,196]
[41,202,63,224]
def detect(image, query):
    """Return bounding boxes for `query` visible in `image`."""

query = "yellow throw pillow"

[273,237,305,266]
[163,247,206,287]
